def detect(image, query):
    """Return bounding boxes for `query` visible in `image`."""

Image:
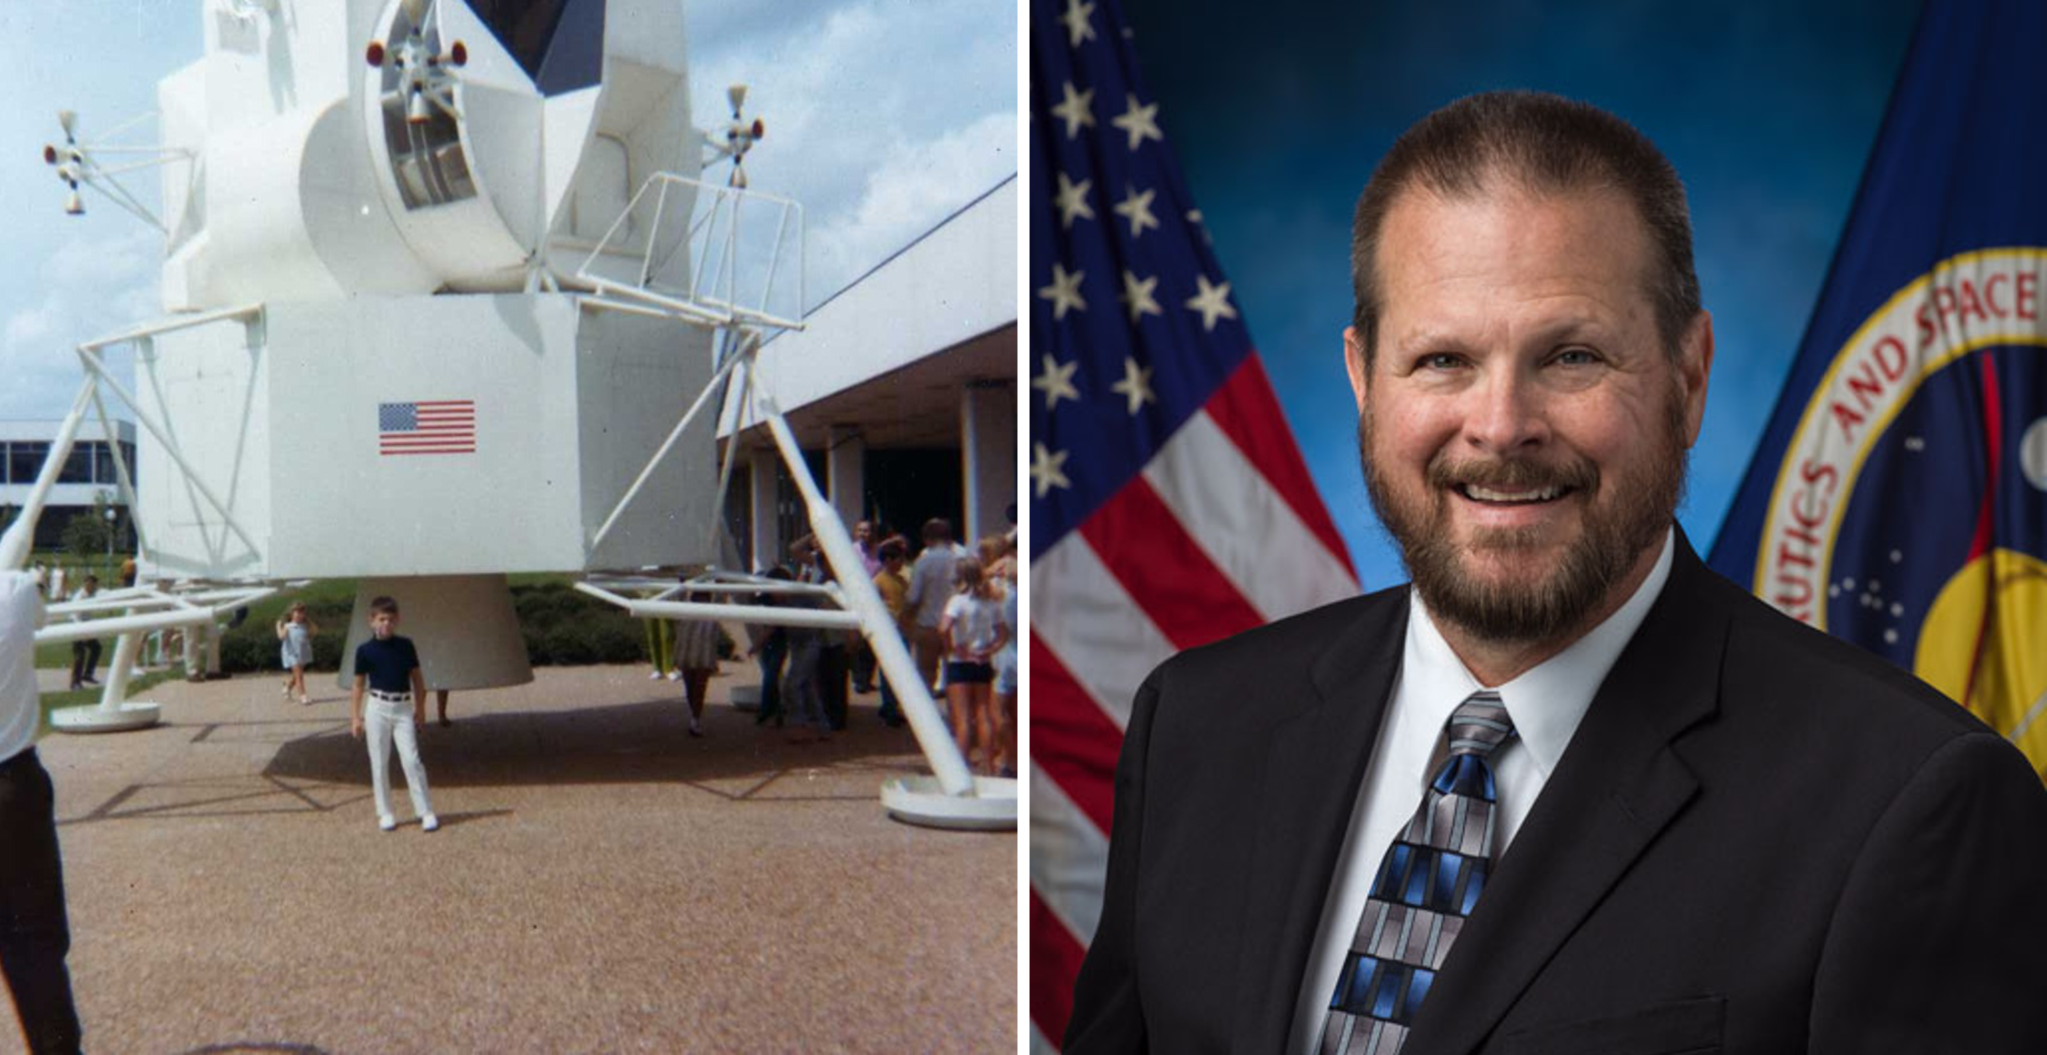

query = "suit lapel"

[1403,538,1729,1055]
[1230,592,1410,1055]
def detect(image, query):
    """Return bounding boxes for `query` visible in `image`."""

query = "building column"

[827,425,866,530]
[749,448,780,572]
[961,379,1016,545]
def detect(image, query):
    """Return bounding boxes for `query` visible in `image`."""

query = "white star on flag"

[1111,93,1164,151]
[1031,442,1072,497]
[1029,6,1362,1050]
[1051,81,1096,139]
[1111,357,1156,414]
[1034,353,1082,410]
[1061,0,1096,47]
[1120,270,1163,323]
[1038,263,1087,320]
[1056,171,1097,229]
[1186,274,1238,332]
[1114,185,1160,238]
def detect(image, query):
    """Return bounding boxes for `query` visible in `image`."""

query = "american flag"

[1029,0,1359,1049]
[378,400,476,456]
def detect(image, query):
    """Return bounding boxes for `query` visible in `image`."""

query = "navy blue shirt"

[354,635,420,694]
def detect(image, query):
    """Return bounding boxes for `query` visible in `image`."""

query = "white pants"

[364,694,433,820]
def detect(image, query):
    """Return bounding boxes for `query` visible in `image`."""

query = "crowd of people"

[744,516,1018,775]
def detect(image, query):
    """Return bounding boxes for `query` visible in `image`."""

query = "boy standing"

[348,596,438,833]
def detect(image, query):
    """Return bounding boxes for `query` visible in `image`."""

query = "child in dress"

[348,596,438,832]
[673,618,718,738]
[275,602,319,705]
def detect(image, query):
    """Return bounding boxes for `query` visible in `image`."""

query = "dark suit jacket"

[1065,535,2047,1054]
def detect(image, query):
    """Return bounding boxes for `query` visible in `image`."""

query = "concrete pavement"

[10,661,1015,1054]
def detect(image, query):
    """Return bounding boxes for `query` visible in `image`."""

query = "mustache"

[1425,455,1599,494]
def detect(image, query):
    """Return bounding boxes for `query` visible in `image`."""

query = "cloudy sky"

[0,0,1015,421]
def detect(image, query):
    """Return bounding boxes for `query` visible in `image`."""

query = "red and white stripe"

[1029,355,1356,1048]
[380,400,477,456]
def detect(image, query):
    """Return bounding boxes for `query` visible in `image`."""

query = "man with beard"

[1064,91,2047,1055]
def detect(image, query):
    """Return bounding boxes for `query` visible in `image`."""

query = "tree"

[61,509,109,565]
[62,491,122,568]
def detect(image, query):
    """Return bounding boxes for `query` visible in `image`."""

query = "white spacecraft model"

[8,0,1012,827]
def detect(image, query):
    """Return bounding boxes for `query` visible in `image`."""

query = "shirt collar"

[1404,527,1676,778]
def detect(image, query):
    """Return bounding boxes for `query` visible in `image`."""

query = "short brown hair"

[1350,91,1700,367]
[921,518,953,544]
[369,595,400,617]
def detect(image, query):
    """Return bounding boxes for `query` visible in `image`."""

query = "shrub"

[205,578,657,673]
[512,582,649,666]
[538,625,598,665]
[586,620,644,664]
[216,632,264,674]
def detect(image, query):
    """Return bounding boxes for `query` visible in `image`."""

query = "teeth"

[1465,484,1562,503]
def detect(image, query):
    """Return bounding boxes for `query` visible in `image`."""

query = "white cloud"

[688,0,1016,306]
[810,109,1016,299]
[0,1,192,423]
[3,306,57,350]
[0,227,161,420]
[44,226,160,289]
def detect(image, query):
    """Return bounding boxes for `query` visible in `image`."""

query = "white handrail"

[573,173,805,336]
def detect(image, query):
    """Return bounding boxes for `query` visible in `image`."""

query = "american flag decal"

[378,400,476,455]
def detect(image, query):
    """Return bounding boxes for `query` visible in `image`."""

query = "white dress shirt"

[0,571,48,761]
[1286,530,1676,1054]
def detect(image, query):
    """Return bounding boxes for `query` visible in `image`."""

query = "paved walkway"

[33,670,171,697]
[13,663,1016,1054]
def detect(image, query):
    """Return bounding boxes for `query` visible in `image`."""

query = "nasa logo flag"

[1708,0,2047,776]
[1029,0,1358,1048]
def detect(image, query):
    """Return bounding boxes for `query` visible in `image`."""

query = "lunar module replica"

[7,0,1012,827]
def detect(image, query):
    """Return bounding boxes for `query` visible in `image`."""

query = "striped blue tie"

[1318,691,1516,1055]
